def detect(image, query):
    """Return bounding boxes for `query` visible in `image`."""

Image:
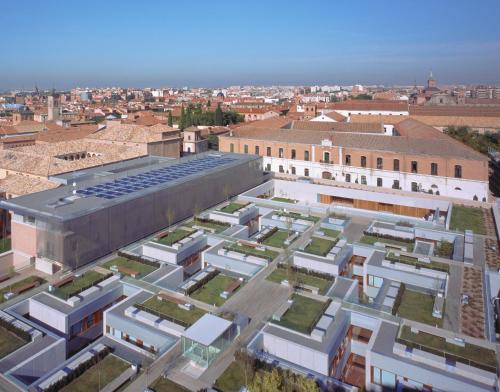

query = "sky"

[1,0,499,89]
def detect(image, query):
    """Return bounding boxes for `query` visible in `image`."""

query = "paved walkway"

[342,216,371,243]
[443,263,462,333]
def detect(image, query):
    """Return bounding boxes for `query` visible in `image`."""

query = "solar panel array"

[76,155,237,200]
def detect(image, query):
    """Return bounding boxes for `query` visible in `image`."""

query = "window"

[372,367,396,388]
[291,149,296,159]
[255,146,260,155]
[278,148,284,158]
[455,165,462,178]
[323,152,330,163]
[411,161,418,173]
[279,165,284,173]
[368,275,383,288]
[345,154,351,165]
[265,163,271,171]
[393,159,400,171]
[230,143,234,153]
[304,150,310,161]
[291,166,296,175]
[431,162,438,175]
[266,147,271,157]
[361,156,367,168]
[304,168,309,177]
[376,157,383,170]
[392,180,400,189]
[345,174,351,183]
[243,144,248,154]
[411,182,418,192]
[377,178,382,187]
[361,175,367,185]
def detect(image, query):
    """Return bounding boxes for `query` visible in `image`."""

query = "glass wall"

[181,325,235,368]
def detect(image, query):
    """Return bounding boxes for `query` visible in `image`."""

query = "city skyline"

[1,0,500,89]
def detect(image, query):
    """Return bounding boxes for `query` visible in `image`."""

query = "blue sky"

[1,0,499,89]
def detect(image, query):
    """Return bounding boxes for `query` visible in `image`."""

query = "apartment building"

[219,118,489,201]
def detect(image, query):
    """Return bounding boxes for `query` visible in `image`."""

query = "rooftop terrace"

[52,270,111,300]
[398,325,496,373]
[270,294,329,334]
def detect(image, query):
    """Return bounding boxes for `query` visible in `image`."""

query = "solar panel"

[78,156,237,199]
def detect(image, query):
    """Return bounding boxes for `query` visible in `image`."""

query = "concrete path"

[443,263,462,333]
[342,216,371,243]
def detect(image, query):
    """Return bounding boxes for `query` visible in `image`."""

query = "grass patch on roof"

[190,274,239,307]
[399,325,496,372]
[220,202,248,214]
[154,228,196,246]
[304,236,336,257]
[271,294,327,334]
[140,296,206,327]
[396,289,443,327]
[224,242,278,261]
[53,270,108,300]
[449,205,486,235]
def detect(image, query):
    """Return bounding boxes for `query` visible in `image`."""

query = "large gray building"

[2,152,264,269]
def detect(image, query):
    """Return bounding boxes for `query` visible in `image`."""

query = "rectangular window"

[392,180,400,189]
[230,143,234,153]
[255,146,260,155]
[291,149,296,159]
[372,367,396,388]
[291,166,296,175]
[455,165,462,178]
[411,161,418,173]
[304,168,309,177]
[411,182,418,192]
[361,156,367,168]
[345,174,351,183]
[361,175,367,185]
[431,162,438,176]
[377,157,383,170]
[377,178,382,187]
[243,144,248,154]
[368,275,383,288]
[304,150,310,161]
[279,165,284,173]
[279,148,284,158]
[345,154,351,165]
[265,163,271,171]
[266,147,271,157]
[393,159,400,171]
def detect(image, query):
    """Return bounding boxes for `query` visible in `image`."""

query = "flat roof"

[182,314,232,346]
[0,152,260,222]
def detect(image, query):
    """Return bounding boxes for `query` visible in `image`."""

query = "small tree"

[167,110,173,127]
[165,208,174,229]
[223,184,231,202]
[215,104,224,126]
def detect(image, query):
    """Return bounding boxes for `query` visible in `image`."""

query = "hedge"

[186,269,220,296]
[116,251,160,268]
[276,263,335,281]
[392,283,406,316]
[257,226,279,244]
[0,318,31,342]
[194,217,230,227]
[363,231,415,244]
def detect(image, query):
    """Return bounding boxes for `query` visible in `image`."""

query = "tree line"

[445,126,500,155]
[173,103,244,130]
